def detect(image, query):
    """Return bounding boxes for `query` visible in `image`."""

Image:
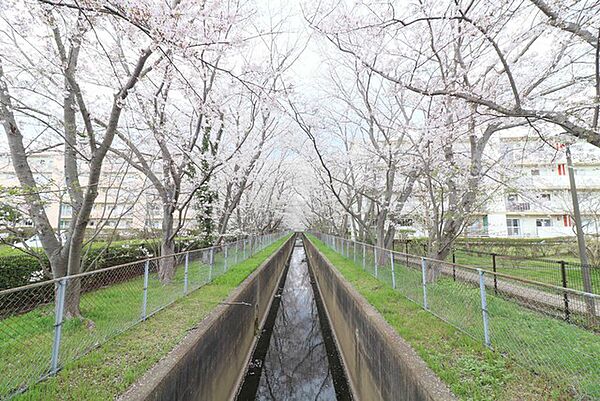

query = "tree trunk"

[62,230,89,318]
[49,253,82,318]
[375,219,393,266]
[427,233,456,282]
[426,260,441,282]
[63,278,82,319]
[159,207,176,282]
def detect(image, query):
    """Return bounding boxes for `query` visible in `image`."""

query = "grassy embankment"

[2,235,290,400]
[310,235,599,400]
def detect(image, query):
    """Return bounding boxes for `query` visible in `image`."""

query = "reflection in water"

[256,242,336,401]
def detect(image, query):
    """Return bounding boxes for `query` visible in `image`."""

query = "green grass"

[453,249,600,294]
[1,236,290,400]
[309,235,600,401]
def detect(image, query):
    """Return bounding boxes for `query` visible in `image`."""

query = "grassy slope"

[308,235,598,401]
[9,236,290,401]
[1,241,256,397]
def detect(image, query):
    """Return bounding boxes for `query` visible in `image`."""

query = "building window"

[531,169,540,176]
[507,194,519,202]
[536,218,552,227]
[539,193,551,201]
[563,214,572,227]
[557,164,566,176]
[398,218,413,226]
[506,218,520,236]
[60,204,72,216]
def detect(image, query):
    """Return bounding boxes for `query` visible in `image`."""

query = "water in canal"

[237,238,351,401]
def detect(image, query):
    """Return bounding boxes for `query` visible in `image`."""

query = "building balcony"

[506,201,531,212]
[464,226,489,237]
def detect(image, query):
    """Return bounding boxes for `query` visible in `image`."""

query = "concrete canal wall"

[120,235,295,401]
[303,235,456,401]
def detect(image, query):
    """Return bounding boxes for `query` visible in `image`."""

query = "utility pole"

[566,146,596,318]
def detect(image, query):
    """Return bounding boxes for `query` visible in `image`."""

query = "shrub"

[0,253,48,290]
[0,238,203,290]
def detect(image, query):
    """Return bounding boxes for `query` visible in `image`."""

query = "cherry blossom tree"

[0,0,247,314]
[288,52,422,251]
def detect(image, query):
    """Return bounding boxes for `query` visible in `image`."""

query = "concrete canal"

[236,238,352,400]
[121,234,455,401]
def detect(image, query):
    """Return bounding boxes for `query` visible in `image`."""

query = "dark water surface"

[236,239,351,401]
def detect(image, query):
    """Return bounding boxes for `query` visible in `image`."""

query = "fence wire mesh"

[0,232,285,400]
[454,247,600,295]
[313,233,600,399]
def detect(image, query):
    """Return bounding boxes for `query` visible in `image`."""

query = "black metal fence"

[453,248,600,295]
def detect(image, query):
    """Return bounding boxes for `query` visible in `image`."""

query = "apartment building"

[0,150,193,234]
[466,133,600,238]
[388,130,600,239]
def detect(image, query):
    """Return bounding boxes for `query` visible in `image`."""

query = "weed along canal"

[236,237,352,401]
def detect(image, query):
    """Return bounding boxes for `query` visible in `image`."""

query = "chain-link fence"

[312,233,600,399]
[454,247,600,295]
[0,232,286,400]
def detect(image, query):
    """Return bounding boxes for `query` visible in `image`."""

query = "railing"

[310,232,600,399]
[506,201,531,212]
[0,232,287,400]
[463,226,489,237]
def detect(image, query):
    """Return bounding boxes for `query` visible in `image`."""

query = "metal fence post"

[374,247,378,278]
[452,251,456,281]
[141,260,149,320]
[491,253,498,294]
[353,241,357,263]
[560,261,570,321]
[243,239,247,260]
[478,269,491,348]
[224,245,228,272]
[209,247,214,281]
[235,241,239,264]
[421,258,428,310]
[362,243,366,270]
[183,253,189,294]
[50,278,67,374]
[390,251,396,289]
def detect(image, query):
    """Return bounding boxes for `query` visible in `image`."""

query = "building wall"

[474,134,600,238]
[404,132,600,239]
[0,150,197,234]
